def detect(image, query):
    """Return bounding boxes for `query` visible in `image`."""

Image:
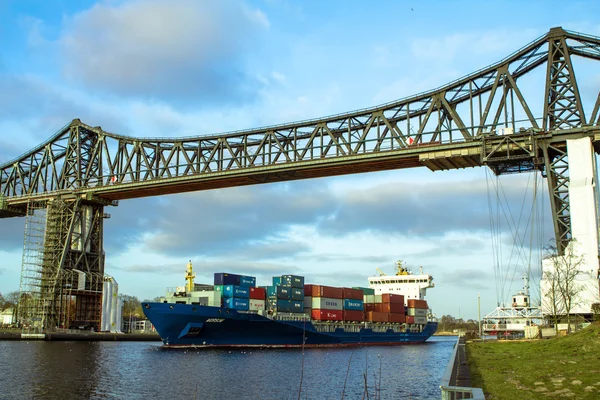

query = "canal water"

[0,336,456,399]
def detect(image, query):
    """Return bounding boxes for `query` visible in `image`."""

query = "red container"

[382,293,404,304]
[407,299,428,309]
[365,311,388,323]
[389,313,406,323]
[311,309,343,321]
[304,285,343,299]
[342,288,363,300]
[249,287,266,300]
[380,303,404,314]
[364,303,375,312]
[343,310,364,322]
[406,315,415,324]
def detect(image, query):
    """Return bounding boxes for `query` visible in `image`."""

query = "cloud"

[58,0,270,106]
[440,268,493,290]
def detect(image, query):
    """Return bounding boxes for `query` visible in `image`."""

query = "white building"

[1,308,14,325]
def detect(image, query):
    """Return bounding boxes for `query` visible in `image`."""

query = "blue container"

[290,300,303,313]
[343,299,364,311]
[239,275,256,287]
[281,275,304,288]
[276,286,290,300]
[290,288,304,301]
[272,276,282,286]
[267,286,277,298]
[223,297,249,311]
[214,273,240,286]
[222,285,249,299]
[276,299,292,312]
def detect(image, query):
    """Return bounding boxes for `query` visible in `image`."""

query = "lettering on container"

[205,318,225,323]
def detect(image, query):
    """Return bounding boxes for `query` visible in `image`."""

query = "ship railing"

[440,336,485,400]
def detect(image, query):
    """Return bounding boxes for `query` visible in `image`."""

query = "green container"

[214,285,224,296]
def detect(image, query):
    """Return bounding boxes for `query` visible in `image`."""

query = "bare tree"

[542,265,565,334]
[542,241,585,333]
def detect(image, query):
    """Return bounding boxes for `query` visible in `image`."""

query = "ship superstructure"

[368,261,435,301]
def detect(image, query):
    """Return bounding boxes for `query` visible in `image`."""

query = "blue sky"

[0,0,599,319]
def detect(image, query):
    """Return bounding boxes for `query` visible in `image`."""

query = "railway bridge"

[1,27,599,330]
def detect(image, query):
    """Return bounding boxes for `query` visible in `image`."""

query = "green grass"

[467,323,600,399]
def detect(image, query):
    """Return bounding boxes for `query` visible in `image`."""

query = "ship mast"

[185,260,195,293]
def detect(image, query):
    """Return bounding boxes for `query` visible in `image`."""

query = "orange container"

[406,299,428,309]
[342,288,364,300]
[406,315,415,324]
[389,313,406,323]
[382,293,404,304]
[304,285,344,299]
[364,303,375,312]
[343,310,364,322]
[365,311,388,323]
[380,303,404,314]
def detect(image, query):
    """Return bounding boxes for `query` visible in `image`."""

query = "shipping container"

[239,275,256,287]
[223,297,249,311]
[290,287,304,301]
[277,286,291,300]
[414,316,428,324]
[304,284,343,299]
[281,275,304,288]
[222,285,250,299]
[365,311,388,323]
[343,299,364,311]
[311,309,343,321]
[343,310,364,322]
[389,313,406,323]
[342,287,364,300]
[274,299,303,313]
[272,276,282,286]
[353,286,375,295]
[374,295,382,303]
[407,299,428,309]
[214,273,240,286]
[375,302,404,314]
[382,293,404,304]
[267,286,277,298]
[406,315,415,324]
[275,299,291,312]
[214,285,224,294]
[290,300,304,313]
[363,295,375,304]
[249,299,265,312]
[364,303,375,312]
[249,287,266,300]
[407,308,427,317]
[311,297,343,311]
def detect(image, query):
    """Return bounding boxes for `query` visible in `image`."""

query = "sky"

[0,0,599,320]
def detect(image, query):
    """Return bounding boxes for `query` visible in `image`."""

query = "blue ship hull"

[142,302,438,348]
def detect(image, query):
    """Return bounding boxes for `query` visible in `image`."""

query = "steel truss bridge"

[1,27,599,331]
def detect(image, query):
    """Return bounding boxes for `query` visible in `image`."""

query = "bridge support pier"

[19,197,108,331]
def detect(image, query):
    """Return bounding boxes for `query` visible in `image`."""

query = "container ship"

[142,261,437,348]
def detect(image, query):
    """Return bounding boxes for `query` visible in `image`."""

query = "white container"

[407,308,427,317]
[374,295,382,303]
[311,297,343,311]
[249,299,265,311]
[414,316,427,324]
[363,295,375,304]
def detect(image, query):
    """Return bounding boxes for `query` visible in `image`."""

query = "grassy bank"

[467,323,600,399]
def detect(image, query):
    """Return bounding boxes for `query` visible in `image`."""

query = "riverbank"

[0,330,161,341]
[467,322,600,399]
